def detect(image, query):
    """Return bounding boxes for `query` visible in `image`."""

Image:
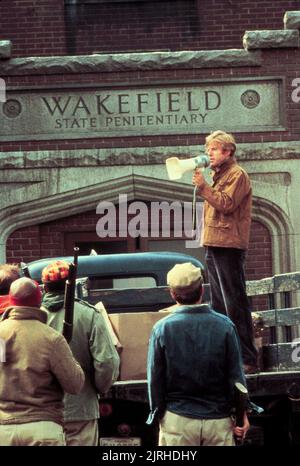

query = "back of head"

[167,262,203,305]
[0,264,20,296]
[9,277,42,308]
[205,130,236,157]
[42,260,70,292]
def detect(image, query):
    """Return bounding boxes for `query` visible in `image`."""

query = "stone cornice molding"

[0,49,262,76]
[284,11,300,30]
[1,141,300,169]
[243,29,299,50]
[0,41,12,59]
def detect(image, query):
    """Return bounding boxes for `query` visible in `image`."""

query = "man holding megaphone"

[192,130,258,374]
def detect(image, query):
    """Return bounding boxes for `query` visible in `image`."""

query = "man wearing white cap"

[147,262,249,446]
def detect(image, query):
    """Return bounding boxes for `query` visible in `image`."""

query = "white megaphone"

[166,154,210,180]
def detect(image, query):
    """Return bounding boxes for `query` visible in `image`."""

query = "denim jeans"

[205,246,257,366]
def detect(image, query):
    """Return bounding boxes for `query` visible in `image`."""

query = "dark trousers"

[205,246,257,366]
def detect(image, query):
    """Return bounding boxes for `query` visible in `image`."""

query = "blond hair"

[205,130,236,156]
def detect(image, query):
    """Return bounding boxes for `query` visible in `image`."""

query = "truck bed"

[106,370,300,403]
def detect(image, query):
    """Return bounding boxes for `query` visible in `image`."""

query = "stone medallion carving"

[2,99,22,118]
[241,90,260,108]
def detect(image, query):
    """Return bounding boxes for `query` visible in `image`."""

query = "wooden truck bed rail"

[246,271,300,372]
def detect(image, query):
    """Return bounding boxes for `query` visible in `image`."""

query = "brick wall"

[246,221,273,311]
[6,211,100,262]
[6,225,41,263]
[0,0,298,57]
[246,221,272,281]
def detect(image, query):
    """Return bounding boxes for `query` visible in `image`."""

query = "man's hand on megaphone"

[192,168,206,190]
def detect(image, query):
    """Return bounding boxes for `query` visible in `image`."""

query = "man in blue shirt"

[147,262,249,446]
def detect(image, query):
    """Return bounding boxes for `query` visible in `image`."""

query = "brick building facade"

[1,1,300,295]
[1,0,299,56]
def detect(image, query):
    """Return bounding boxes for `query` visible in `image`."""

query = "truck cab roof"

[27,251,204,286]
[26,251,206,312]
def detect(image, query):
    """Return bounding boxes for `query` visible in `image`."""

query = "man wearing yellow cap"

[41,260,120,446]
[147,262,249,446]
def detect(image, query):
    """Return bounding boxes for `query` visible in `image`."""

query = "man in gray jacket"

[0,277,84,446]
[41,260,120,446]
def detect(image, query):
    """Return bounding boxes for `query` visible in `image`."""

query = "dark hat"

[41,260,70,283]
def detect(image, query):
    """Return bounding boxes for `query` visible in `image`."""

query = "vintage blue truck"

[27,252,300,446]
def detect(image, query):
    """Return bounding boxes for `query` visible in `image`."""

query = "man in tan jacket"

[193,130,258,374]
[0,277,85,446]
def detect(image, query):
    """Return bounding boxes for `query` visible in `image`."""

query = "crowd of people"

[0,263,120,446]
[0,130,256,446]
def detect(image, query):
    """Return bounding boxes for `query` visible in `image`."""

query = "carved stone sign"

[0,79,284,141]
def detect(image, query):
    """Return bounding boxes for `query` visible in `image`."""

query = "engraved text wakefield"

[41,89,220,130]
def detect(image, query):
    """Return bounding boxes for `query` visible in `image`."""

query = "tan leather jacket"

[197,158,252,250]
[0,306,84,426]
